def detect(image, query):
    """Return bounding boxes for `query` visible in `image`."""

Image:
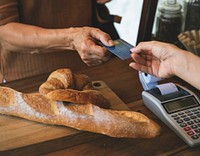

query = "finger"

[102,52,112,62]
[84,59,104,66]
[82,57,101,63]
[129,62,153,75]
[82,52,111,65]
[81,53,103,62]
[130,42,154,55]
[85,39,111,58]
[131,53,149,66]
[90,28,114,47]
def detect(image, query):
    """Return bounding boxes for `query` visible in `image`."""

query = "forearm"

[0,22,76,53]
[173,49,200,90]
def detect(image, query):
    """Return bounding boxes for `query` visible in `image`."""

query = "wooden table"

[1,57,200,156]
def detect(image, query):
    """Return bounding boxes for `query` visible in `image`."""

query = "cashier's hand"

[129,41,181,79]
[71,27,114,66]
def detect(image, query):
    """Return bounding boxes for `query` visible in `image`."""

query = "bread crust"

[39,69,110,109]
[0,68,161,138]
[0,87,160,138]
[0,87,16,106]
[46,89,110,109]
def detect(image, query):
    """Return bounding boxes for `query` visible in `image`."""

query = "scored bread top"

[0,87,16,106]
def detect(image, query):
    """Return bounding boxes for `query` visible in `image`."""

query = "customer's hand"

[71,27,114,66]
[129,41,182,78]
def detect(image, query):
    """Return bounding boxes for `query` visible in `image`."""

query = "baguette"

[0,86,160,138]
[0,68,161,138]
[39,68,110,109]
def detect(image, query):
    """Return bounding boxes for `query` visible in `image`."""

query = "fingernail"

[108,40,115,46]
[130,47,135,52]
[129,62,134,67]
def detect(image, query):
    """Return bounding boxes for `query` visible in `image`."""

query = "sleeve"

[0,0,19,25]
[92,3,121,40]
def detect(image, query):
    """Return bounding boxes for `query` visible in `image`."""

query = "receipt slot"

[139,71,200,147]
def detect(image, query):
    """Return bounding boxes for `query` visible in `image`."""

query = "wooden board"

[0,81,129,155]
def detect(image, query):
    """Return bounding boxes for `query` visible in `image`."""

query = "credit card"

[99,39,133,60]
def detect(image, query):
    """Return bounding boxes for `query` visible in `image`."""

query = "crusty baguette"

[39,68,110,109]
[46,89,111,109]
[0,86,160,138]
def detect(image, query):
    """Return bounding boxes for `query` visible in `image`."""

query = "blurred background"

[107,0,185,45]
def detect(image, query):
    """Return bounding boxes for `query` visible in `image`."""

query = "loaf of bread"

[0,68,161,138]
[39,68,110,109]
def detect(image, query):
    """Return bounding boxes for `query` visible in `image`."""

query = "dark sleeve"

[92,3,120,40]
[0,0,19,25]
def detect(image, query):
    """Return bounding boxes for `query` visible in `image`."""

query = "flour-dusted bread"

[0,86,160,138]
[0,68,161,138]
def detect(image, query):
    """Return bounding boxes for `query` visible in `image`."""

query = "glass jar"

[184,0,200,31]
[155,0,183,44]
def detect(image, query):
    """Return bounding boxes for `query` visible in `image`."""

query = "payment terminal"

[139,71,200,147]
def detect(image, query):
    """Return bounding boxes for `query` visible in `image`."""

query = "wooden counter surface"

[1,57,200,156]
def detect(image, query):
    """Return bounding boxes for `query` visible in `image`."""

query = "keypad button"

[178,112,184,115]
[190,116,197,119]
[171,114,178,117]
[183,117,190,122]
[191,125,198,129]
[181,115,187,118]
[194,119,200,123]
[185,110,191,113]
[174,117,180,120]
[177,119,184,123]
[187,131,195,136]
[187,113,193,116]
[191,135,199,140]
[194,129,200,133]
[184,127,192,131]
[187,121,194,125]
[191,109,198,112]
[180,123,187,127]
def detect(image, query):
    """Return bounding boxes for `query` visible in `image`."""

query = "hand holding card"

[99,39,134,60]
